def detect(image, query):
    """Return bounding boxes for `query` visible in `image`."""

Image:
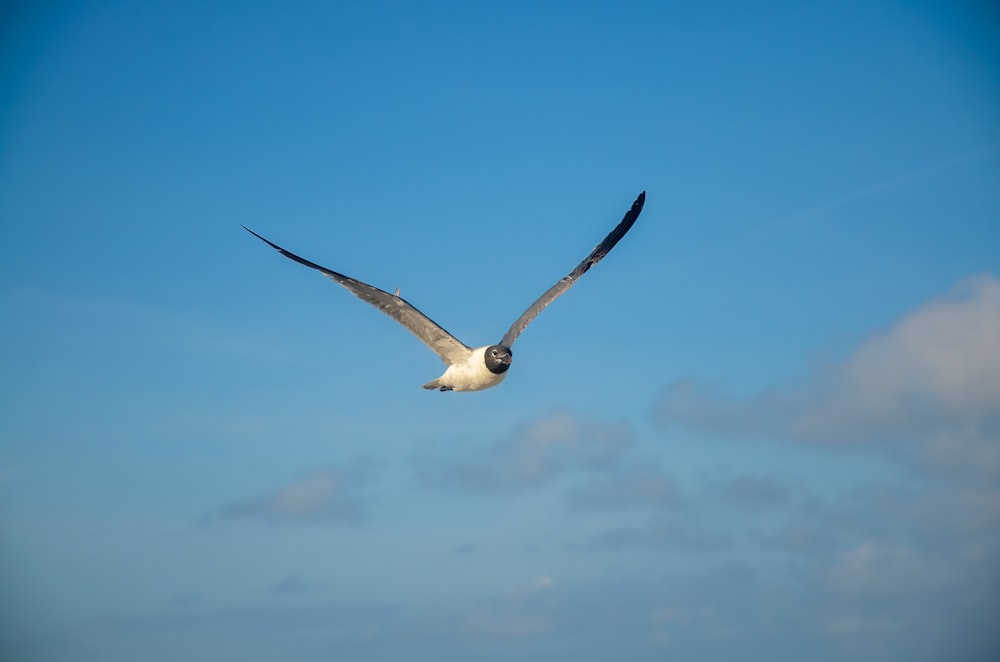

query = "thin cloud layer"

[210,467,368,525]
[645,276,1000,651]
[825,541,953,598]
[268,574,317,596]
[656,275,1000,455]
[578,518,733,553]
[568,470,685,512]
[429,410,633,492]
[704,474,793,511]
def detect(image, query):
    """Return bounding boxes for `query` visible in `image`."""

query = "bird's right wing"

[244,227,472,366]
[500,191,645,348]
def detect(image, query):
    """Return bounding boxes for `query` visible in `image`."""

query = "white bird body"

[244,191,645,392]
[424,345,510,392]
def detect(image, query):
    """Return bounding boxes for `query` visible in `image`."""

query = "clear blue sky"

[2,1,998,660]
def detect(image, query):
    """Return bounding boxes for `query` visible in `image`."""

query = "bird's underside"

[421,345,509,392]
[244,190,645,391]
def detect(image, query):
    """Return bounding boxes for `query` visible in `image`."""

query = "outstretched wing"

[499,191,645,348]
[243,227,472,366]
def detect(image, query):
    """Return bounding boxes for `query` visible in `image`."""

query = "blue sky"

[1,1,998,660]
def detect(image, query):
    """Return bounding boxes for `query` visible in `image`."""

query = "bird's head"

[484,345,513,374]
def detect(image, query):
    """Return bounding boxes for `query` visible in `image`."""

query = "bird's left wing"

[243,227,472,366]
[499,191,645,348]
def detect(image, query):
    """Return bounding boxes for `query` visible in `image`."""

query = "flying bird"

[244,191,645,392]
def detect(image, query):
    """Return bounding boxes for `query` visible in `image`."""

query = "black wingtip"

[242,225,286,253]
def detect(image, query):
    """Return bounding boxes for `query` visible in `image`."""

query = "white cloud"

[794,274,1000,442]
[656,275,1000,461]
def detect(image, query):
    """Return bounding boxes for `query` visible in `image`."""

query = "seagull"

[244,191,645,392]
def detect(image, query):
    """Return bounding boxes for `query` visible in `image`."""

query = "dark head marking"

[484,345,513,375]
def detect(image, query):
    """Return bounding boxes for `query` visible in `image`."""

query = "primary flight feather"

[244,191,645,392]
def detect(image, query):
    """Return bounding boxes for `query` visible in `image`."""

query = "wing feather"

[243,227,472,366]
[499,191,645,348]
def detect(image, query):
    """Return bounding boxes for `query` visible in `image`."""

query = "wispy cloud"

[568,470,685,512]
[465,575,558,639]
[423,410,633,492]
[577,518,733,553]
[97,555,999,662]
[825,541,954,598]
[780,143,1000,227]
[464,607,553,639]
[268,574,317,596]
[166,592,202,609]
[651,275,1000,632]
[6,286,299,364]
[208,466,368,525]
[820,615,906,636]
[703,475,793,511]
